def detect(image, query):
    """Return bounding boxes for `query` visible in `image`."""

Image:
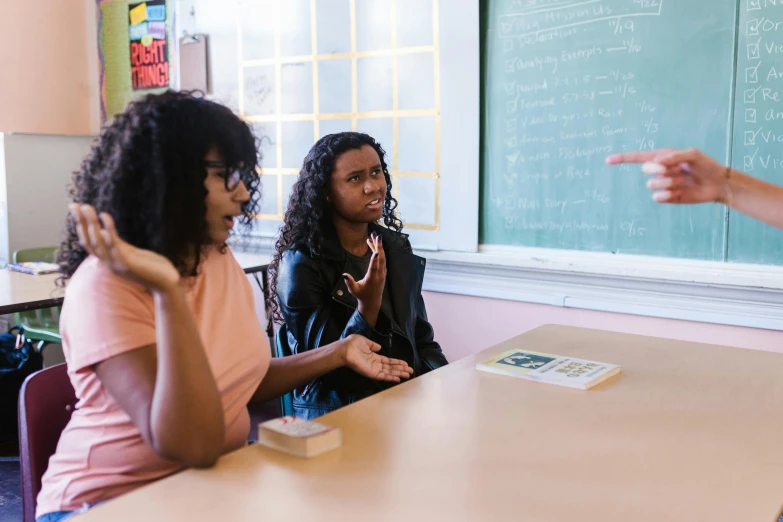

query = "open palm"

[342,334,413,383]
[343,234,386,305]
[70,204,181,292]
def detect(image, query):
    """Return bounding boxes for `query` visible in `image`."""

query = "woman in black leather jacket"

[267,132,449,419]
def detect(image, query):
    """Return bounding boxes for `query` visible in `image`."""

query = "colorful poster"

[128,0,169,90]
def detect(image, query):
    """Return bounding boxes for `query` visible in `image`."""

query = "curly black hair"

[267,131,403,322]
[57,90,261,282]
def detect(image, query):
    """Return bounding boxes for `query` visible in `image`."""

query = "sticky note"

[130,3,147,25]
[129,22,148,41]
[148,21,166,40]
[147,5,166,21]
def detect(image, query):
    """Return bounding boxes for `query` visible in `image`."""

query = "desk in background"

[0,271,62,316]
[0,250,271,315]
[73,325,783,521]
[232,251,270,275]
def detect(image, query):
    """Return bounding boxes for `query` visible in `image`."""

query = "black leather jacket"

[276,224,448,419]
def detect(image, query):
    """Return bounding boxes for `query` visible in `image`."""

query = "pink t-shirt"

[36,249,270,517]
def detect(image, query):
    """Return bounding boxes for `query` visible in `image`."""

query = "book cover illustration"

[261,416,336,438]
[477,349,621,390]
[495,351,557,371]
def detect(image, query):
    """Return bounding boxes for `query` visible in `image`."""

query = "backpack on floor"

[0,327,43,447]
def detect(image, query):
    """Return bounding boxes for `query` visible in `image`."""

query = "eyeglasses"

[203,161,254,192]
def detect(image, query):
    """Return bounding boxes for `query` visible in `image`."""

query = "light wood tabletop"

[0,250,270,314]
[0,270,62,315]
[74,325,783,522]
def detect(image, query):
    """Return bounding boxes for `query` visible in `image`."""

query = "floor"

[0,447,21,522]
[0,401,279,522]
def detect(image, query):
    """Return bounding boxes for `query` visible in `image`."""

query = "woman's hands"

[605,149,730,204]
[341,334,413,383]
[342,233,386,327]
[70,203,181,293]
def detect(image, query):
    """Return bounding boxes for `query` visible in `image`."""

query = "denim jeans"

[36,502,104,522]
[36,510,76,522]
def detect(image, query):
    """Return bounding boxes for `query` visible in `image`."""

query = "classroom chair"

[275,324,294,417]
[13,248,62,349]
[17,363,76,522]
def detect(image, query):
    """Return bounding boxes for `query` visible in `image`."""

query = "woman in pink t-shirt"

[35,91,413,522]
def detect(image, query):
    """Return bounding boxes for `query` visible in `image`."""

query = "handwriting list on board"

[483,0,733,260]
[729,0,783,263]
[494,1,662,236]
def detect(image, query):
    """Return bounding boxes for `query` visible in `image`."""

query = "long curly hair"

[267,132,402,322]
[57,90,261,282]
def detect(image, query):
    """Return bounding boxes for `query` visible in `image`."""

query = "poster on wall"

[128,0,169,90]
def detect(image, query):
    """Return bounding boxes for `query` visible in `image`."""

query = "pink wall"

[422,291,783,362]
[0,1,97,135]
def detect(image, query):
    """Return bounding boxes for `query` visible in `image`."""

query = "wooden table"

[73,325,783,522]
[0,271,62,315]
[0,250,270,315]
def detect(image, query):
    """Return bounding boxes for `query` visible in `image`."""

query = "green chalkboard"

[729,0,783,264]
[481,1,738,261]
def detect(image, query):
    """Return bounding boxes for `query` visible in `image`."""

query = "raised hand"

[70,203,181,293]
[341,334,413,383]
[606,148,730,204]
[342,233,386,326]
